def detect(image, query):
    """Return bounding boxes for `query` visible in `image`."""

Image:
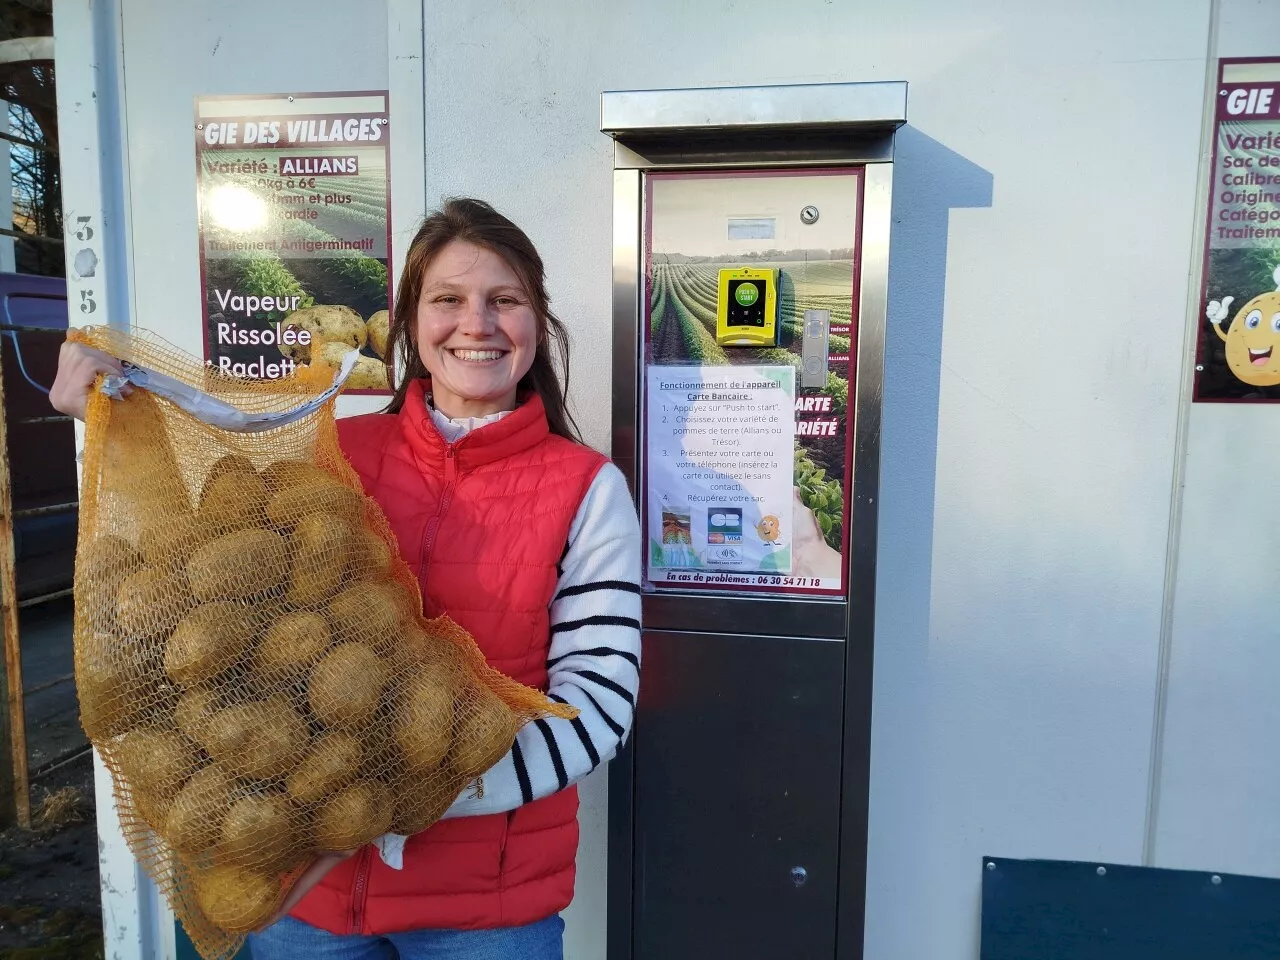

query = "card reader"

[716,267,779,347]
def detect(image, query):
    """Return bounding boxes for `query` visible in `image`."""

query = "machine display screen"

[726,279,765,327]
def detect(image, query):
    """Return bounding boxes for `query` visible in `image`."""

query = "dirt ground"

[1,593,103,959]
[0,751,102,959]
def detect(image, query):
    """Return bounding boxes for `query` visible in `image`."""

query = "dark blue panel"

[981,857,1280,959]
[177,922,251,959]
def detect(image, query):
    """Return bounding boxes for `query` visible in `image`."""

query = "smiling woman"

[242,197,643,959]
[414,241,538,420]
[380,198,582,440]
[47,198,643,959]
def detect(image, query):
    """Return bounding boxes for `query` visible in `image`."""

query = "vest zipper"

[349,847,373,935]
[351,444,454,933]
[418,444,458,584]
[499,810,513,877]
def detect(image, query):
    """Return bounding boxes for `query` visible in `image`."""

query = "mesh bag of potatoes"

[69,326,576,959]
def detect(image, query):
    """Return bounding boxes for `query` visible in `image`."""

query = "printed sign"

[1196,59,1280,401]
[647,365,795,582]
[643,170,859,595]
[195,92,392,392]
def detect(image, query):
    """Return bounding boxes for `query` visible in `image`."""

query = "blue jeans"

[248,914,564,960]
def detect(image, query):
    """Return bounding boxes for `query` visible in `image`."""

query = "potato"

[186,529,290,602]
[307,644,389,728]
[261,460,330,493]
[390,771,456,836]
[313,782,392,852]
[315,340,352,368]
[115,567,194,642]
[166,764,234,856]
[265,480,363,532]
[164,602,256,687]
[217,792,299,872]
[138,513,218,571]
[193,864,283,933]
[112,727,199,814]
[286,732,362,804]
[366,310,389,358]
[174,686,221,746]
[201,454,257,500]
[78,534,142,580]
[100,390,190,515]
[279,305,366,363]
[77,536,144,625]
[393,661,459,771]
[198,470,268,534]
[286,513,354,606]
[256,611,331,677]
[347,530,392,581]
[203,696,307,781]
[386,581,422,623]
[244,595,290,638]
[131,787,173,832]
[76,632,157,737]
[326,582,401,652]
[452,683,517,779]
[349,356,389,391]
[398,625,438,667]
[316,342,388,391]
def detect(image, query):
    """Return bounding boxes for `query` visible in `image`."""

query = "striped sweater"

[426,406,642,817]
[443,459,642,817]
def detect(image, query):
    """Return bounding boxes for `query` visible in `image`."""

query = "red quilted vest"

[290,379,607,934]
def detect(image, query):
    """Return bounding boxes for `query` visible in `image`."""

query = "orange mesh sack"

[69,325,576,959]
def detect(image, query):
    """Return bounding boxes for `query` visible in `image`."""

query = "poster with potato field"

[642,170,860,597]
[195,91,392,393]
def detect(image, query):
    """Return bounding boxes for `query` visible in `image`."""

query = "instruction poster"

[647,365,795,580]
[194,91,392,392]
[643,169,859,595]
[1196,58,1280,401]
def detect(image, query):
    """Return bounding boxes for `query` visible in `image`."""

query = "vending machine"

[602,81,906,960]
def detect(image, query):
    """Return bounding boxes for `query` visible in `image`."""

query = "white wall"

[1153,0,1280,879]
[114,0,390,413]
[413,1,1221,958]
[868,5,1212,957]
[66,0,1280,956]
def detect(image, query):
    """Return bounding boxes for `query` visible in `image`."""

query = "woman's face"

[415,240,538,420]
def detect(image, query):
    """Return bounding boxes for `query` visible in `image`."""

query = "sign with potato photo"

[195,91,393,393]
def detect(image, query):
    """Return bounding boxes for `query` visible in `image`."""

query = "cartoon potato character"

[755,515,782,545]
[1207,264,1280,387]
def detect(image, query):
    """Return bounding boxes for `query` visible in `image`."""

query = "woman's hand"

[259,849,360,931]
[49,340,124,421]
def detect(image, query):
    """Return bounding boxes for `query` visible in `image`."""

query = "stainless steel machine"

[602,81,906,960]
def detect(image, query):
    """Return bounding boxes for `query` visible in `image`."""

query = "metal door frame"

[602,81,905,960]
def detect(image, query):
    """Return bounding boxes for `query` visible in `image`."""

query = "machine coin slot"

[716,266,779,347]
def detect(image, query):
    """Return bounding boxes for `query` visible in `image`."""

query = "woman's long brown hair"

[382,197,581,442]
